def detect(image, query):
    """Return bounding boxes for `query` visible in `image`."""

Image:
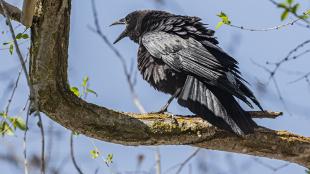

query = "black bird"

[111,10,263,136]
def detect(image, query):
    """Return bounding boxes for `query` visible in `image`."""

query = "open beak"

[110,18,126,26]
[110,18,127,44]
[113,30,127,44]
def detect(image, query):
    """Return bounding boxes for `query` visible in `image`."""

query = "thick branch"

[0,1,21,22]
[21,0,36,27]
[29,0,310,169]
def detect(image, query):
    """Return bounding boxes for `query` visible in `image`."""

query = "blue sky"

[0,0,310,173]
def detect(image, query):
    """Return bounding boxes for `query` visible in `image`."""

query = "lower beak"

[110,18,127,44]
[113,30,128,44]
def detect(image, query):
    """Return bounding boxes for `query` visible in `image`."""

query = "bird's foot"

[148,108,175,116]
[148,104,169,114]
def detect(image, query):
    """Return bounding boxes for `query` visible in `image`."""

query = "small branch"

[253,158,290,172]
[268,0,310,25]
[21,0,36,27]
[248,111,283,119]
[5,56,28,115]
[23,103,30,174]
[175,148,200,174]
[70,133,84,174]
[290,72,310,84]
[37,113,45,174]
[0,0,22,23]
[155,148,161,174]
[89,0,146,113]
[227,17,301,31]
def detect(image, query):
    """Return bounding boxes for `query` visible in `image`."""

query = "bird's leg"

[152,88,181,114]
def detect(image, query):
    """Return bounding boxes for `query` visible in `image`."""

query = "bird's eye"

[125,17,129,23]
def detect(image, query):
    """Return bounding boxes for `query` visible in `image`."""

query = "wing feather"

[142,31,254,106]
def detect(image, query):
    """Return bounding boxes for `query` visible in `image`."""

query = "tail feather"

[238,80,264,111]
[177,76,257,136]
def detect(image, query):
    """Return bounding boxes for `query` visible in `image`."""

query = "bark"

[4,0,310,169]
[0,1,21,22]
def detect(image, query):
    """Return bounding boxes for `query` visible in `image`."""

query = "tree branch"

[0,0,22,22]
[29,0,310,169]
[21,0,36,27]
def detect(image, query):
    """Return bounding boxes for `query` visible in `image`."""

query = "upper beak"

[110,18,127,44]
[110,18,126,26]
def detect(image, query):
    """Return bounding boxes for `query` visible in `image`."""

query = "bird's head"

[111,10,148,44]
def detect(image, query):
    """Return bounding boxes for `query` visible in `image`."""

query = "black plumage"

[111,10,263,136]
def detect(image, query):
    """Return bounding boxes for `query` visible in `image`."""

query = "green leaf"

[303,9,310,19]
[16,33,23,40]
[291,3,299,14]
[16,33,29,40]
[278,2,287,9]
[86,89,98,97]
[306,169,310,174]
[217,12,231,25]
[1,122,14,136]
[90,149,100,159]
[15,117,27,131]
[286,0,293,5]
[215,21,224,29]
[72,131,80,136]
[70,87,80,97]
[105,154,113,165]
[9,44,14,55]
[0,112,7,118]
[22,34,29,39]
[281,10,289,21]
[82,76,89,87]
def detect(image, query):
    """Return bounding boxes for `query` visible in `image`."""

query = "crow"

[111,10,263,136]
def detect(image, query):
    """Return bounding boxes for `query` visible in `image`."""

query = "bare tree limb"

[70,133,84,174]
[21,0,36,27]
[175,148,200,174]
[28,0,310,169]
[155,148,161,174]
[0,0,21,23]
[89,0,146,113]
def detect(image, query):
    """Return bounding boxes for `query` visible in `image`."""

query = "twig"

[23,102,30,174]
[175,148,200,174]
[70,132,84,174]
[37,113,45,174]
[252,40,310,115]
[155,147,161,174]
[89,0,146,113]
[228,17,301,31]
[290,72,310,84]
[5,56,28,115]
[268,0,310,25]
[253,158,290,172]
[247,111,282,119]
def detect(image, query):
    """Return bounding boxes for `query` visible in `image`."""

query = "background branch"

[0,0,21,22]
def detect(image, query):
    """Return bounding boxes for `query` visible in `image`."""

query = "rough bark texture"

[0,1,21,22]
[5,0,307,169]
